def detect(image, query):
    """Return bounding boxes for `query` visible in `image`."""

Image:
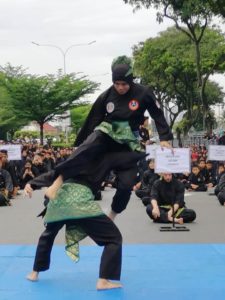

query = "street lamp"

[31,40,96,74]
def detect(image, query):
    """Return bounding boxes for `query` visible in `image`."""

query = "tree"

[70,104,92,134]
[123,0,225,129]
[133,26,225,130]
[0,67,99,144]
[0,70,28,139]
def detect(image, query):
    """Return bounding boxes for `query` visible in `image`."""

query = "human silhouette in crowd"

[133,159,160,202]
[145,173,196,224]
[20,160,39,189]
[218,131,225,145]
[42,150,55,171]
[0,153,13,206]
[205,160,217,188]
[32,154,48,175]
[0,149,20,198]
[198,159,210,183]
[214,164,225,205]
[138,116,150,149]
[185,164,207,192]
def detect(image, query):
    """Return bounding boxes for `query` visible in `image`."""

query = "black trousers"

[33,215,122,280]
[146,204,196,223]
[56,131,138,214]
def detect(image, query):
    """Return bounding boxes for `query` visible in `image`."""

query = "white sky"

[0,0,224,100]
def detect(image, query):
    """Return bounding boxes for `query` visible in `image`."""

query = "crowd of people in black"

[1,130,225,226]
[132,141,225,224]
[0,143,73,206]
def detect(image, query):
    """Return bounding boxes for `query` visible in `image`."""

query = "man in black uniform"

[53,56,173,220]
[146,173,196,224]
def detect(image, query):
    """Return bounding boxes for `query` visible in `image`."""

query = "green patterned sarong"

[44,183,104,262]
[95,121,142,152]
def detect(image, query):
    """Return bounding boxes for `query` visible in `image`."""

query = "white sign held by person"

[155,148,190,173]
[145,144,158,159]
[0,145,22,160]
[208,145,225,161]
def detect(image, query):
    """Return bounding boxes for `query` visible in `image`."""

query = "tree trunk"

[39,122,44,145]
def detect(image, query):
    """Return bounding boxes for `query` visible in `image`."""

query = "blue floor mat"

[1,244,225,300]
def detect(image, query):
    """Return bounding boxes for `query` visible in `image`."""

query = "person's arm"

[145,88,173,142]
[2,169,13,193]
[44,175,63,200]
[74,90,109,146]
[27,170,56,190]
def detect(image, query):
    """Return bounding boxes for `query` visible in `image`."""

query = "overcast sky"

[0,0,224,100]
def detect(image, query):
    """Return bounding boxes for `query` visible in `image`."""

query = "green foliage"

[70,104,92,133]
[14,130,39,139]
[133,26,225,132]
[0,65,99,144]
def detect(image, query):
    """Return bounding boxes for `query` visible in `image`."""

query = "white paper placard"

[208,145,225,161]
[0,144,22,160]
[145,144,159,159]
[155,148,190,173]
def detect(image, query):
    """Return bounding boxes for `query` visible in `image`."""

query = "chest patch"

[128,99,139,111]
[106,102,115,113]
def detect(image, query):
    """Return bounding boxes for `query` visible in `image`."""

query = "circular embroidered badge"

[106,102,115,113]
[128,99,139,111]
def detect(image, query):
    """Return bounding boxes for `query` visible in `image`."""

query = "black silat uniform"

[146,178,196,223]
[75,83,172,146]
[185,173,207,191]
[55,83,172,214]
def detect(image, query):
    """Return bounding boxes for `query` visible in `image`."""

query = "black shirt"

[75,83,173,146]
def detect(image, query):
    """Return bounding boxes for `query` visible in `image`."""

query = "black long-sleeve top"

[150,178,185,207]
[215,172,225,195]
[186,173,206,190]
[75,83,173,146]
[28,151,146,197]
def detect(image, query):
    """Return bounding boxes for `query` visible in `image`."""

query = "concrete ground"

[1,187,225,245]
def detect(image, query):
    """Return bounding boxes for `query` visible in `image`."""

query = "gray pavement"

[1,187,225,245]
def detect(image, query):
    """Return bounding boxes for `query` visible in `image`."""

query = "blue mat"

[1,244,225,300]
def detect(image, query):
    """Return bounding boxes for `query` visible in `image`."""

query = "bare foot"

[175,218,184,225]
[96,279,122,290]
[108,210,117,221]
[26,271,39,282]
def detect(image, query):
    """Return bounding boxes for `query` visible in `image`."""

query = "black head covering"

[111,56,133,85]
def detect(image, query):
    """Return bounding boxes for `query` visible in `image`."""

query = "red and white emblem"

[128,99,139,111]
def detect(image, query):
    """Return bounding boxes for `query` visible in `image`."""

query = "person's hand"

[24,184,33,198]
[160,141,172,149]
[191,184,198,190]
[152,206,160,219]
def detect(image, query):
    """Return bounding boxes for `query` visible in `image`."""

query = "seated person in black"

[185,164,207,192]
[198,159,210,184]
[133,159,159,201]
[205,160,217,188]
[214,164,225,206]
[20,160,39,189]
[146,173,196,224]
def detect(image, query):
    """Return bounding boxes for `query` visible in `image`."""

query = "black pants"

[56,131,138,214]
[146,204,196,223]
[33,215,122,280]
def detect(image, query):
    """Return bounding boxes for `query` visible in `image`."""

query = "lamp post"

[31,40,96,74]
